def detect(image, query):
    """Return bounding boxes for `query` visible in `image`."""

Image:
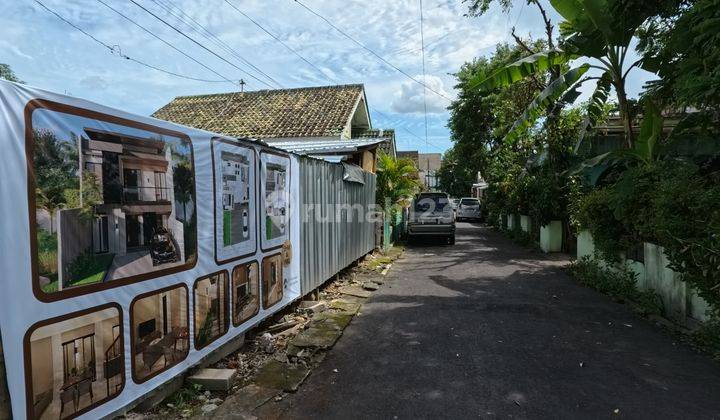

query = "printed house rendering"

[32,109,196,294]
[264,163,287,240]
[27,306,123,420]
[220,151,251,246]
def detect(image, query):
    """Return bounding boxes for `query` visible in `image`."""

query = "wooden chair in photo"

[76,379,94,407]
[59,387,76,418]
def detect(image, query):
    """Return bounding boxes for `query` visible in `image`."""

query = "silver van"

[408,192,456,245]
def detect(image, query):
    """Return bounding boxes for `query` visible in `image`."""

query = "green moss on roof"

[152,84,365,139]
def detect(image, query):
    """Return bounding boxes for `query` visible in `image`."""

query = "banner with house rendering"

[0,79,301,420]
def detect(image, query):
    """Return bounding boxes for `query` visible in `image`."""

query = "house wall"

[57,208,93,288]
[30,337,52,396]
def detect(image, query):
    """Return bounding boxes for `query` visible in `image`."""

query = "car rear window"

[460,198,480,205]
[415,194,450,212]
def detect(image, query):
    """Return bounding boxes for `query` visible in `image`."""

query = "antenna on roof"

[239,79,246,92]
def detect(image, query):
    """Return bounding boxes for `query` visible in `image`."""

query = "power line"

[223,0,333,85]
[419,0,429,149]
[215,1,442,149]
[127,0,280,89]
[34,0,230,84]
[148,0,283,89]
[94,0,239,87]
[292,0,452,102]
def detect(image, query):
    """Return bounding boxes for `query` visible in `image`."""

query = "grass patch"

[67,252,115,286]
[41,276,59,293]
[223,210,232,246]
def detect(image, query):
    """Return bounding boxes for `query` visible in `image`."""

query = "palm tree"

[376,151,420,214]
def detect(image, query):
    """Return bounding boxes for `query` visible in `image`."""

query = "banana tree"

[470,0,662,148]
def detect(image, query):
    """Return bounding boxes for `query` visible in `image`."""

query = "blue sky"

[2,0,655,154]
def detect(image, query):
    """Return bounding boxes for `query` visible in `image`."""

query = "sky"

[1,0,656,154]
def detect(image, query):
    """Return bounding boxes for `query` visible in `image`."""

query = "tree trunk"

[616,82,634,149]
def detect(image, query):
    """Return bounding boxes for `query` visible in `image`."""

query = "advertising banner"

[0,80,301,419]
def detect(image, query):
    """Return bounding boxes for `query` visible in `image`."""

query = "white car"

[456,197,482,222]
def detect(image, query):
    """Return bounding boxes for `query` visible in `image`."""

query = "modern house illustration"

[54,128,188,289]
[264,163,287,239]
[29,307,123,420]
[220,151,251,244]
[132,287,189,380]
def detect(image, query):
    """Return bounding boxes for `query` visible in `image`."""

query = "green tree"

[173,161,193,222]
[467,0,673,148]
[376,151,420,214]
[637,0,720,112]
[33,129,78,232]
[0,63,23,83]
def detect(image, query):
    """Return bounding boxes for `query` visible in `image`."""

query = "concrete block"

[507,214,516,231]
[687,286,711,322]
[644,243,686,323]
[197,333,245,369]
[188,368,238,391]
[576,230,595,260]
[540,221,562,253]
[520,215,531,233]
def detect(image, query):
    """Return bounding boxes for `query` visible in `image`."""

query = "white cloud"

[391,75,451,115]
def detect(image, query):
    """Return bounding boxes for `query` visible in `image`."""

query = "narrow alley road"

[272,223,720,419]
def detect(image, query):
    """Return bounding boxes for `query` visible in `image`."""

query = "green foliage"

[638,0,720,111]
[66,251,114,286]
[37,230,58,276]
[63,171,104,219]
[33,129,78,215]
[376,150,420,214]
[568,256,664,316]
[571,161,720,314]
[0,63,23,83]
[469,50,572,92]
[693,318,720,362]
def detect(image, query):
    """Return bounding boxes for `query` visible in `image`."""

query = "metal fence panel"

[299,157,377,295]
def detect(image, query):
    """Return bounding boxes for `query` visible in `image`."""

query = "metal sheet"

[299,157,377,295]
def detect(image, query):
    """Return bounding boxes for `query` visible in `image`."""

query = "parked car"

[150,227,179,266]
[456,197,482,222]
[408,192,456,245]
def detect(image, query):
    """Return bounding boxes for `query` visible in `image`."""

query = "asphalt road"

[274,223,720,419]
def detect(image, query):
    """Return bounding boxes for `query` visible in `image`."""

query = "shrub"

[568,256,663,316]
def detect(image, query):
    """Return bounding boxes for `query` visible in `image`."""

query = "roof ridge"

[169,83,365,101]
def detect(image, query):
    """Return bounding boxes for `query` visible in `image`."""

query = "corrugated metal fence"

[299,157,377,295]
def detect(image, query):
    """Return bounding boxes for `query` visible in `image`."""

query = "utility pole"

[239,79,246,92]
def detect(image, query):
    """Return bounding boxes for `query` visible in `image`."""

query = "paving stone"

[188,368,238,391]
[338,285,372,298]
[212,384,281,417]
[329,299,362,315]
[252,360,311,392]
[362,282,380,291]
[289,326,343,349]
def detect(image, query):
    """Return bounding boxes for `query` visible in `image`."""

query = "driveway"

[271,223,720,419]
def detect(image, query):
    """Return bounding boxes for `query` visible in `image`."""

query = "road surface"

[272,223,720,419]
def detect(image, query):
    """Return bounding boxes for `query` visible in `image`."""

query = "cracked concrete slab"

[252,360,311,392]
[211,384,280,418]
[338,285,372,298]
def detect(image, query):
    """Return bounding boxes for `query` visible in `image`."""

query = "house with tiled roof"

[152,84,397,172]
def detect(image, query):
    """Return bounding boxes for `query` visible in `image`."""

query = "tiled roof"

[152,84,365,139]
